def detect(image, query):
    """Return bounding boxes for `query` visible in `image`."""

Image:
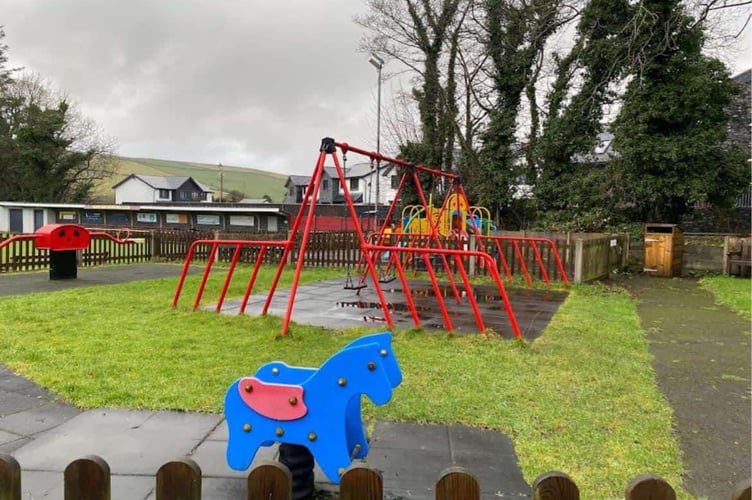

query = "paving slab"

[218,278,567,340]
[12,409,222,475]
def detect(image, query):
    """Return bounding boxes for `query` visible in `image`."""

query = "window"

[350,178,359,191]
[390,175,399,189]
[323,179,329,190]
[158,189,170,199]
[179,191,190,201]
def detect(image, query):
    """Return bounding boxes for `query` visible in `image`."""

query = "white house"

[282,162,399,206]
[342,162,399,206]
[112,175,214,205]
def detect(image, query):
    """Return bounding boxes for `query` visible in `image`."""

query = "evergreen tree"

[611,0,747,222]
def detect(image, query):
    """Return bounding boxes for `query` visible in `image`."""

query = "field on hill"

[91,157,288,203]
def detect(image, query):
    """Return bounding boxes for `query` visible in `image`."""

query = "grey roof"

[239,198,270,204]
[287,175,311,186]
[344,162,373,178]
[733,69,751,84]
[573,132,620,164]
[113,174,212,192]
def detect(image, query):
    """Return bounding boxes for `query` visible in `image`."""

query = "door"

[9,209,23,233]
[643,233,669,276]
[33,209,44,231]
[267,216,278,232]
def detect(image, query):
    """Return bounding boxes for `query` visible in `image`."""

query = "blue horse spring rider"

[224,332,402,483]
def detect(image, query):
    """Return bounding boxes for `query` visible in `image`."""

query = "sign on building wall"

[136,213,158,223]
[84,212,103,222]
[58,211,76,221]
[229,215,255,227]
[107,213,129,224]
[197,214,220,225]
[166,214,189,224]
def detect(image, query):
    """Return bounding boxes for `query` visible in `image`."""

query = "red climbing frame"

[172,138,523,338]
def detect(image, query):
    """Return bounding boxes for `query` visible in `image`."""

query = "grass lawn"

[0,266,688,498]
[700,275,751,320]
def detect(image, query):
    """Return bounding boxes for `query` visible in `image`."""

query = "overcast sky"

[2,1,751,177]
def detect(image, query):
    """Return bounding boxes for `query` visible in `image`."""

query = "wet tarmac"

[217,277,568,340]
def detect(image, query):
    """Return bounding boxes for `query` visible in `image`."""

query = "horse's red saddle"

[237,377,308,421]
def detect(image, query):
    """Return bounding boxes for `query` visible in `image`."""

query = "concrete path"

[619,276,751,500]
[0,263,195,297]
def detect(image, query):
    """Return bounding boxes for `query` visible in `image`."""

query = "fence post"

[532,471,579,500]
[468,234,477,275]
[435,466,480,500]
[150,231,159,261]
[156,458,201,500]
[0,454,21,500]
[340,465,383,500]
[247,461,292,500]
[731,478,751,500]
[64,455,111,500]
[574,239,584,284]
[624,474,675,500]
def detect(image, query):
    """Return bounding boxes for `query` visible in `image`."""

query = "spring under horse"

[224,333,402,483]
[253,332,401,460]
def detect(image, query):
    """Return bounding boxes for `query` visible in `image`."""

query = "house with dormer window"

[112,175,214,204]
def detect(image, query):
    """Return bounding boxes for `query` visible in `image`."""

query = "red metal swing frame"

[172,138,523,338]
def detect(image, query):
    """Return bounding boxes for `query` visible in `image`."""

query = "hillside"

[91,157,288,203]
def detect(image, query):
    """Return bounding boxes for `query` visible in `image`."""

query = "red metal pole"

[335,142,458,180]
[193,242,219,310]
[483,256,522,339]
[390,250,421,328]
[330,145,395,330]
[215,244,243,313]
[530,241,551,285]
[262,150,326,316]
[420,252,454,332]
[358,172,410,286]
[172,240,200,307]
[412,169,463,304]
[281,151,328,335]
[492,238,512,280]
[240,246,268,313]
[452,254,486,333]
[511,240,532,286]
[366,245,522,337]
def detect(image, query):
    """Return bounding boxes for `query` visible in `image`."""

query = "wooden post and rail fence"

[0,229,630,283]
[0,454,749,500]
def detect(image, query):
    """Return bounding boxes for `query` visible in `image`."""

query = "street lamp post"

[218,163,223,203]
[369,53,384,230]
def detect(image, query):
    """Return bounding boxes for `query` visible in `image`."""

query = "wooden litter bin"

[643,224,683,277]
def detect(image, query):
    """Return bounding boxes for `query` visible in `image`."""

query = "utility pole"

[218,163,223,203]
[369,54,384,229]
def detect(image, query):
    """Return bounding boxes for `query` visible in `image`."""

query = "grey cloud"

[3,0,381,174]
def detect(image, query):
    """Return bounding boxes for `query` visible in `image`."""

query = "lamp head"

[368,54,384,70]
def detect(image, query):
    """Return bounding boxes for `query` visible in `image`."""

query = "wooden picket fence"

[0,230,152,273]
[0,454,749,500]
[1,229,629,283]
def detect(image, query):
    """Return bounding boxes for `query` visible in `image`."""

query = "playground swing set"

[173,137,569,338]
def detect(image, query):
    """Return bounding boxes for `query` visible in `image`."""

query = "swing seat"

[344,270,367,290]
